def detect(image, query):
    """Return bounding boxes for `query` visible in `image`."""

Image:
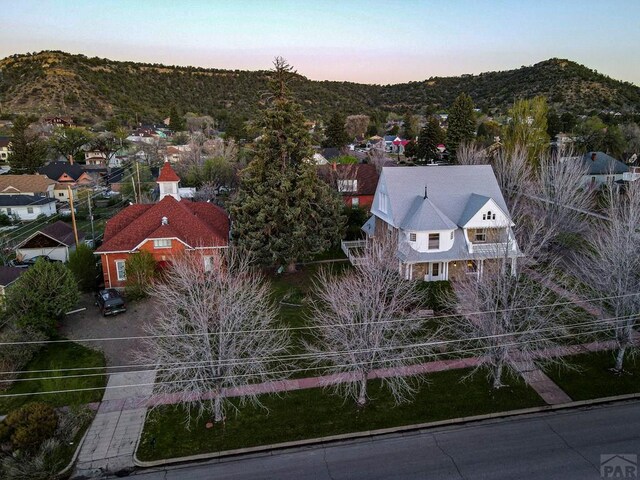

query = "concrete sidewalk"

[74,370,155,478]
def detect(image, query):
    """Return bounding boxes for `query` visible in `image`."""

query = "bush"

[4,260,79,336]
[0,212,13,226]
[416,280,456,313]
[68,244,99,292]
[0,327,46,390]
[2,402,58,451]
[125,251,158,300]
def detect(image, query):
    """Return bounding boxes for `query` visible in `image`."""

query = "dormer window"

[428,233,440,250]
[409,233,416,242]
[378,192,388,214]
[153,238,171,249]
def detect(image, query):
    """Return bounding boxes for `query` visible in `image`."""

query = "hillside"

[1,51,639,124]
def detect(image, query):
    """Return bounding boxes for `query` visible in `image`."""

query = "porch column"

[511,256,517,276]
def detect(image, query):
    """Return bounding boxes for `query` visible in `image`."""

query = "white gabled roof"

[379,165,512,229]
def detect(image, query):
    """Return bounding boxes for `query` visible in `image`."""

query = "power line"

[0,290,635,347]
[0,326,616,399]
[0,313,631,383]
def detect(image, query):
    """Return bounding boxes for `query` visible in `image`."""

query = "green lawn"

[0,342,107,414]
[545,350,640,401]
[137,368,544,461]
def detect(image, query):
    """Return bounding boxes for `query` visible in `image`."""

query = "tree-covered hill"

[0,51,638,125]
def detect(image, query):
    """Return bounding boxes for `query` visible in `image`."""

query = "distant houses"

[318,163,379,210]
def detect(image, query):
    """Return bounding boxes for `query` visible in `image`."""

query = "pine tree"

[322,112,349,148]
[7,116,48,174]
[231,58,345,269]
[416,117,445,163]
[168,105,185,132]
[446,93,476,161]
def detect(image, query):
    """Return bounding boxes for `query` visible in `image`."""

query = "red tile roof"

[96,196,229,253]
[157,162,180,182]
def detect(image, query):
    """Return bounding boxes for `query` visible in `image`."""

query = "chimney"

[591,152,597,162]
[161,216,168,225]
[424,186,428,199]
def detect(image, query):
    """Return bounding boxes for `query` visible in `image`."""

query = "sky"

[2,0,639,85]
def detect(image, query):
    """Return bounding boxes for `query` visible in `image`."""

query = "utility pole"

[87,193,95,247]
[131,177,138,203]
[136,161,142,203]
[67,186,79,247]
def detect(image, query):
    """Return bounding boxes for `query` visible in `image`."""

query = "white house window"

[153,238,171,249]
[58,192,65,197]
[27,207,34,214]
[450,231,454,240]
[6,208,11,215]
[378,192,388,214]
[483,210,496,221]
[428,233,440,250]
[409,233,417,242]
[203,256,213,272]
[351,197,359,208]
[474,229,487,243]
[115,260,126,281]
[431,262,440,277]
[337,179,358,192]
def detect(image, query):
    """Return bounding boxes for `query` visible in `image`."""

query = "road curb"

[133,391,640,468]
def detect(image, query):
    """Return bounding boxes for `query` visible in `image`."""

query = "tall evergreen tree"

[168,105,185,132]
[231,58,345,269]
[446,93,476,161]
[7,116,48,174]
[322,112,349,148]
[416,117,445,163]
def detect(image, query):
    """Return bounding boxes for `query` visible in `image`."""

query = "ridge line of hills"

[1,51,639,124]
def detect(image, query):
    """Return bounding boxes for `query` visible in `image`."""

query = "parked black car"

[95,289,127,317]
[8,255,60,268]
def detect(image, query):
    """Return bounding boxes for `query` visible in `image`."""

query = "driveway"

[60,293,158,369]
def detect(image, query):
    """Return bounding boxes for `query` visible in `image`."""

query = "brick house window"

[428,233,440,250]
[115,260,126,281]
[153,239,171,249]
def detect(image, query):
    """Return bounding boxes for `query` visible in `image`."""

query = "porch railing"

[341,240,368,266]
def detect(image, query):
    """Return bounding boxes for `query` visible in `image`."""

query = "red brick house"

[95,163,229,288]
[318,163,379,210]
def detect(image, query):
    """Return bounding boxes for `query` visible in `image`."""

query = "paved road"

[127,402,640,480]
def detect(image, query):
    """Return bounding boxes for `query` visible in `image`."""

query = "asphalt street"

[128,401,640,480]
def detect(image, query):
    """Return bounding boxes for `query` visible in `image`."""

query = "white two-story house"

[351,165,519,281]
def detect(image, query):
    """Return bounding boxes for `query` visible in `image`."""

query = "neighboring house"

[95,162,230,289]
[44,116,74,128]
[163,145,190,163]
[53,183,78,203]
[15,220,85,262]
[39,161,95,186]
[570,152,629,188]
[318,163,379,210]
[383,135,409,154]
[344,165,519,282]
[0,266,24,299]
[0,175,56,197]
[0,195,57,220]
[84,150,109,166]
[0,137,11,162]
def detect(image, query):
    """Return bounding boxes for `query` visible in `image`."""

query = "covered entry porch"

[402,258,515,282]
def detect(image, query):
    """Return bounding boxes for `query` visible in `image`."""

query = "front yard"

[137,368,544,461]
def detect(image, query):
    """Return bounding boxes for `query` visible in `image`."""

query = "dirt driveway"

[60,293,158,369]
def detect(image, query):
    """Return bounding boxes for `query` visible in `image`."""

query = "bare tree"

[367,141,390,173]
[579,182,640,372]
[345,115,370,140]
[455,141,488,166]
[137,250,290,424]
[306,238,433,406]
[445,253,571,388]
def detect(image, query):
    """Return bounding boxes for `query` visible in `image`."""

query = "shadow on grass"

[137,367,544,461]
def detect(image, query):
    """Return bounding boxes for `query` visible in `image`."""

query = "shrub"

[125,251,158,300]
[416,280,456,313]
[68,243,99,292]
[4,259,79,336]
[3,402,58,451]
[0,326,46,390]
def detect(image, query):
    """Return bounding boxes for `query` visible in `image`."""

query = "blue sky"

[2,0,639,85]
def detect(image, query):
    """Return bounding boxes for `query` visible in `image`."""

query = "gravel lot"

[60,293,157,369]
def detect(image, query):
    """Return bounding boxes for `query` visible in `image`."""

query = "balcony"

[341,240,368,266]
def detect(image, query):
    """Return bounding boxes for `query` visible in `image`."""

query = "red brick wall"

[99,239,224,288]
[343,194,374,210]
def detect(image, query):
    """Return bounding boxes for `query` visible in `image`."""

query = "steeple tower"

[157,160,181,200]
